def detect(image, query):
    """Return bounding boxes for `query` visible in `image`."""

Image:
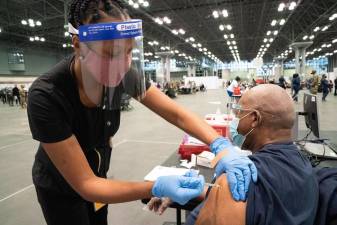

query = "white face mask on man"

[229,112,255,148]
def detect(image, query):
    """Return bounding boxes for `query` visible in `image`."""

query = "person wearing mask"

[27,1,257,225]
[278,76,286,89]
[292,73,301,102]
[310,70,319,95]
[322,74,329,101]
[185,84,319,225]
[12,85,20,106]
[227,76,241,97]
[329,80,333,93]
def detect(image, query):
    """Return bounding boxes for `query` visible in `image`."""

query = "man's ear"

[251,110,262,128]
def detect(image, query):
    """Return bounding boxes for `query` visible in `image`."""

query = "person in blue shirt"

[321,74,330,101]
[292,73,301,102]
[185,84,318,225]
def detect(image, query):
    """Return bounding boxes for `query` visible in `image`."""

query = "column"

[290,42,313,76]
[187,62,196,77]
[156,51,174,83]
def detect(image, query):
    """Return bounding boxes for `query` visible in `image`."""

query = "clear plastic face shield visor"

[71,20,145,110]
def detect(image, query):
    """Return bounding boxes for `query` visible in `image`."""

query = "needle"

[205,183,220,188]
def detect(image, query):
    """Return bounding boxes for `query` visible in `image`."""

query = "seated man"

[186,84,318,225]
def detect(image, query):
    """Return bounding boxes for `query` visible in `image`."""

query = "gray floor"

[0,88,336,225]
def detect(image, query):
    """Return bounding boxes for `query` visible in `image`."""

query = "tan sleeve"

[196,175,247,225]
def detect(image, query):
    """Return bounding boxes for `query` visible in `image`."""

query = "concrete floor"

[0,88,336,225]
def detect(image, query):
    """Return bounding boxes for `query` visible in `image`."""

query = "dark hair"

[68,0,129,29]
[293,73,299,78]
[235,76,241,82]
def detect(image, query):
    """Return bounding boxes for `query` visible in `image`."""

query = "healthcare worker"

[27,1,257,224]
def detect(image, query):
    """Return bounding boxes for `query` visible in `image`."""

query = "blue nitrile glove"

[210,137,233,155]
[215,153,258,201]
[210,137,258,201]
[152,173,205,205]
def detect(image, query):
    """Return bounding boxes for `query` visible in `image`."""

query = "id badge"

[94,202,106,212]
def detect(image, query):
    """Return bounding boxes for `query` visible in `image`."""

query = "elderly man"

[185,84,318,225]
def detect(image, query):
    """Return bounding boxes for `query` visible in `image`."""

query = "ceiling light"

[148,41,154,46]
[230,34,234,38]
[189,37,195,42]
[34,36,40,41]
[267,31,271,35]
[289,2,297,10]
[303,35,308,40]
[309,35,315,40]
[313,27,320,32]
[278,3,285,12]
[269,38,274,42]
[62,44,67,48]
[28,19,34,24]
[40,37,45,42]
[263,38,268,43]
[266,44,270,47]
[327,44,332,48]
[329,13,337,21]
[322,26,329,31]
[29,37,34,42]
[65,31,70,37]
[213,11,219,19]
[172,29,178,35]
[232,41,236,45]
[227,25,232,30]
[197,43,202,47]
[192,44,197,48]
[332,39,337,44]
[133,3,139,8]
[222,10,228,17]
[227,41,231,45]
[334,50,337,54]
[163,17,171,24]
[280,19,286,25]
[36,21,42,26]
[273,30,278,35]
[21,20,27,25]
[271,20,277,26]
[219,25,225,31]
[224,34,228,39]
[178,29,185,35]
[153,41,159,45]
[29,23,35,27]
[143,1,149,7]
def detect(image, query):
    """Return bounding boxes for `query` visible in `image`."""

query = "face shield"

[71,20,146,110]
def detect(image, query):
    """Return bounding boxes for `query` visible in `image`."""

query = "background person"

[227,76,241,97]
[292,73,301,102]
[321,74,329,101]
[310,70,319,95]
